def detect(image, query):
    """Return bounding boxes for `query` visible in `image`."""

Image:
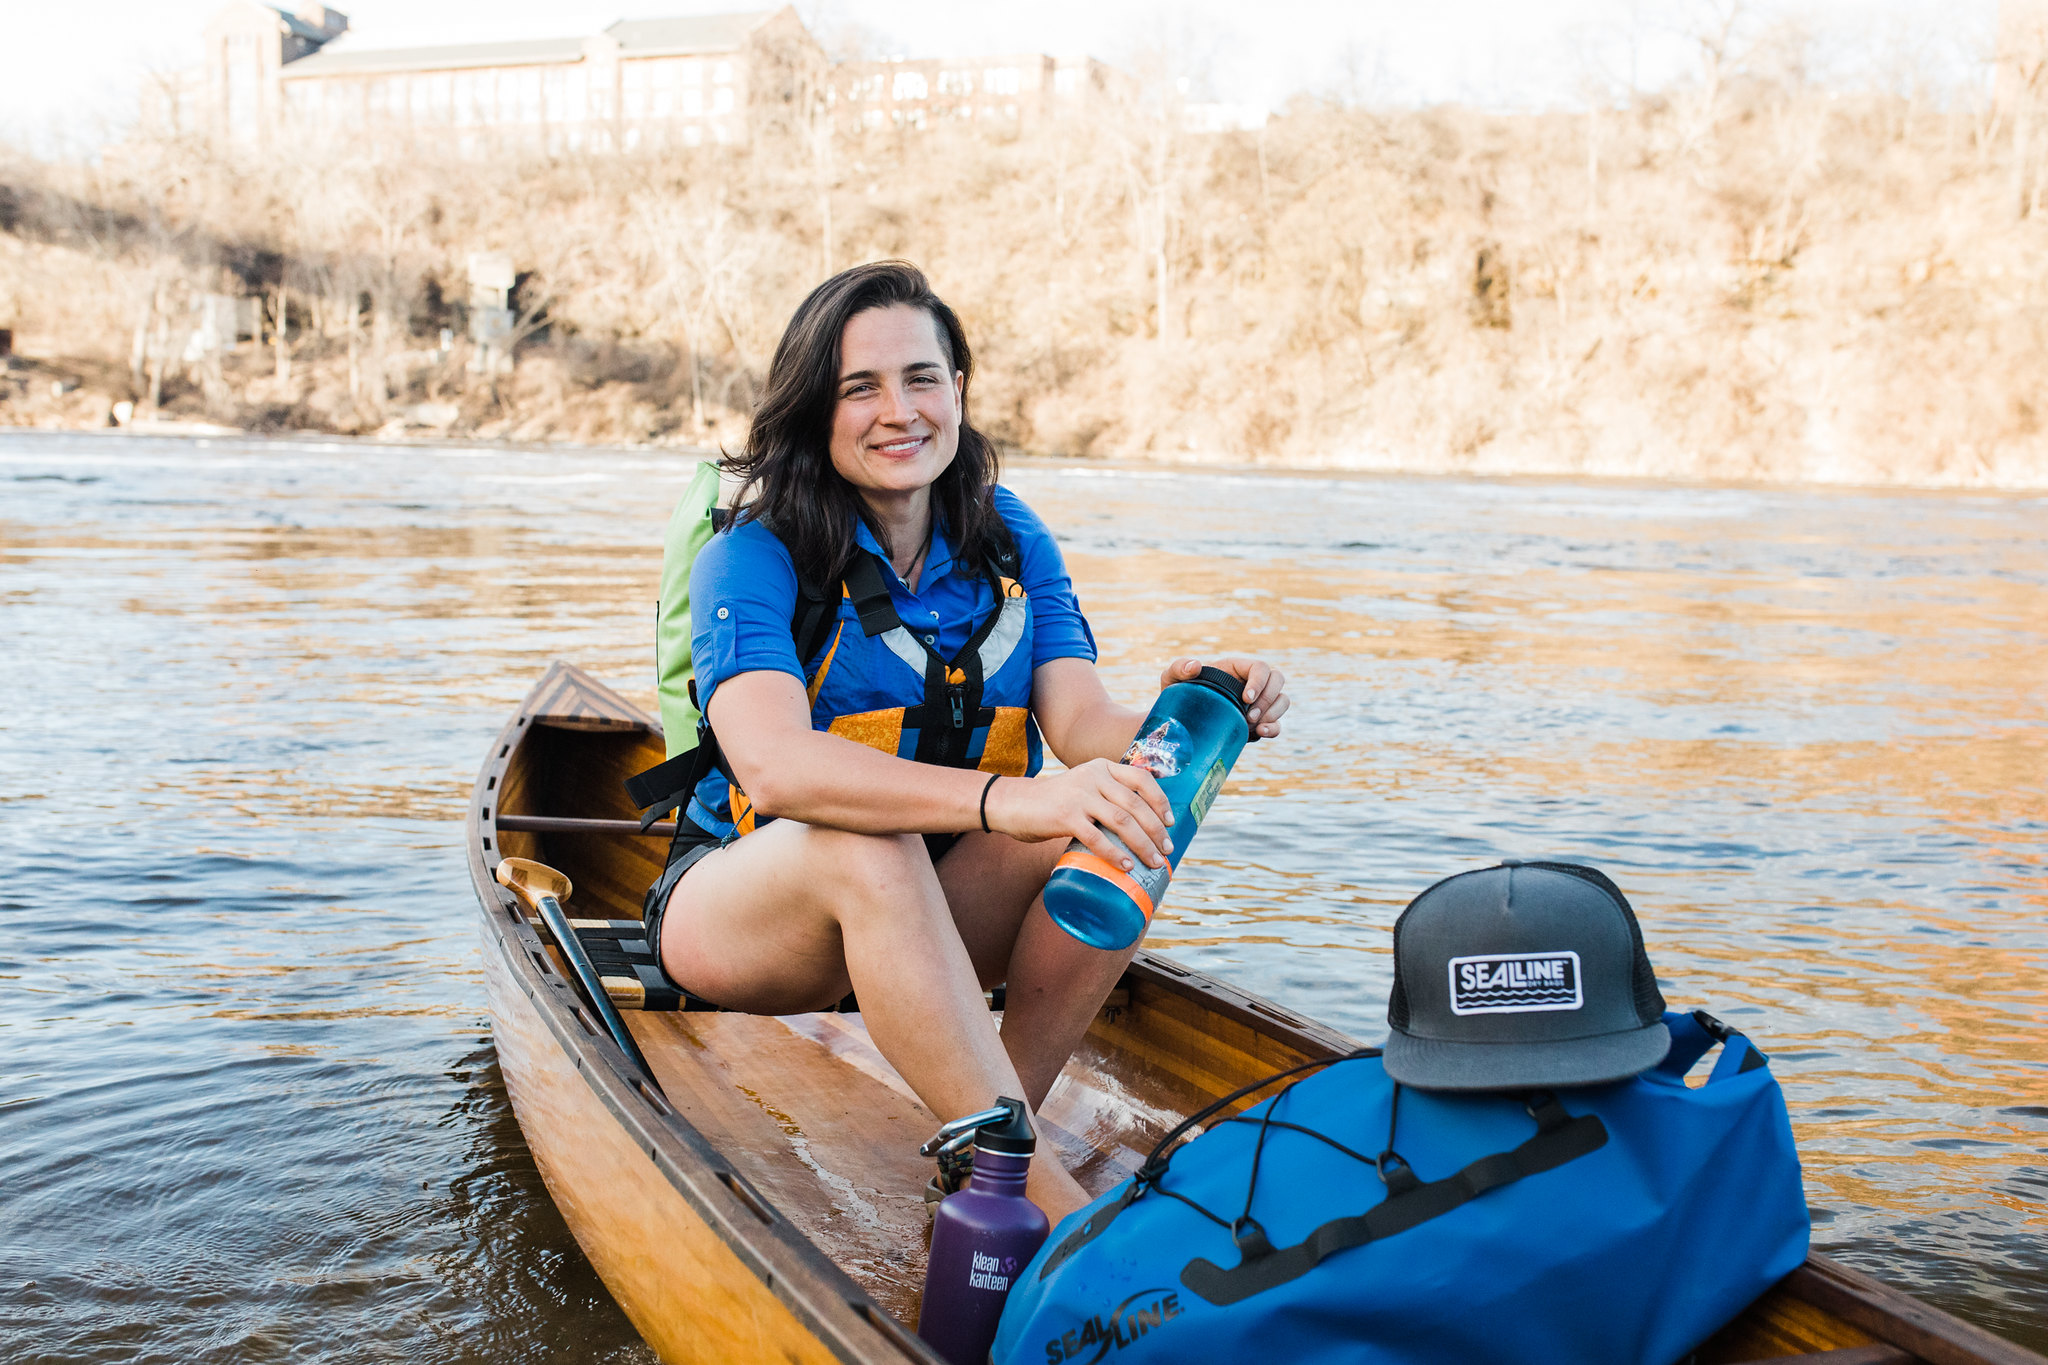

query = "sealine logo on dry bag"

[1449,951,1582,1015]
[1041,1287,1183,1365]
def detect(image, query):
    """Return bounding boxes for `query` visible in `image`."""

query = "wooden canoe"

[469,662,2044,1365]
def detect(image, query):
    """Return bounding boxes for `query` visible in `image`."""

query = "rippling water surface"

[2,432,2043,1361]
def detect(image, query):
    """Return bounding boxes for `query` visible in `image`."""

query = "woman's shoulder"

[692,514,798,593]
[990,482,1051,539]
[706,513,794,559]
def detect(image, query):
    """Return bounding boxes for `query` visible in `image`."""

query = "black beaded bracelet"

[979,772,1001,834]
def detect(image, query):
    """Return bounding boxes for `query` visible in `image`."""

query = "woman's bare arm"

[1027,658,1148,768]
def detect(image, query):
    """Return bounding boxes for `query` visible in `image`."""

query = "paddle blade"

[495,857,573,911]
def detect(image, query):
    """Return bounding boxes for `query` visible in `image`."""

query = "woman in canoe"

[646,260,1289,1220]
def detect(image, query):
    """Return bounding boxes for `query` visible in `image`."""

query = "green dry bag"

[657,460,722,756]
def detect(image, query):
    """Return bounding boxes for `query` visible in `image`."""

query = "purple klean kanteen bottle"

[1041,666,1254,950]
[916,1098,1049,1365]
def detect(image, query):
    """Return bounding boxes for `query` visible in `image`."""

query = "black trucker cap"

[1382,861,1670,1091]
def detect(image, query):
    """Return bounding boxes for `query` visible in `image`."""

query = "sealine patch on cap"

[1383,861,1670,1092]
[1449,951,1582,1015]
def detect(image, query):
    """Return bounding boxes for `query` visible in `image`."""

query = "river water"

[1,431,2042,1362]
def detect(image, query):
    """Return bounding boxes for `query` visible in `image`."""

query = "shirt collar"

[855,514,956,588]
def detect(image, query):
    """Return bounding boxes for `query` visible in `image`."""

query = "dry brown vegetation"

[5,30,2048,487]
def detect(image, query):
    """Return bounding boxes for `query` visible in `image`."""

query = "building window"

[893,70,928,100]
[714,61,733,84]
[566,67,587,121]
[681,60,702,85]
[544,69,566,123]
[683,87,702,116]
[712,86,734,113]
[430,72,453,121]
[984,66,1020,95]
[938,69,973,95]
[623,63,646,119]
[517,70,542,123]
[683,122,702,146]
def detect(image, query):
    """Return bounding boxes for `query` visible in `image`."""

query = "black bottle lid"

[1179,667,1253,720]
[973,1096,1037,1156]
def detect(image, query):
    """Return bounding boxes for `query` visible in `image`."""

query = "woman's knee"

[803,827,940,917]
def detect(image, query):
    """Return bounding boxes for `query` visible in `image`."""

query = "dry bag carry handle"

[1654,1009,1771,1085]
[1178,1093,1609,1306]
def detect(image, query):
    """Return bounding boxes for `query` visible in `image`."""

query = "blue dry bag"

[994,1010,1808,1365]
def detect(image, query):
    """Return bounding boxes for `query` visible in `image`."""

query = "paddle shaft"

[497,814,677,837]
[534,889,663,1092]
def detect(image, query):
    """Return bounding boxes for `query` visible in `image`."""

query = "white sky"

[0,0,2001,152]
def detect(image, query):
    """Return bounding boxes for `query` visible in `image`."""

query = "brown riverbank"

[7,62,2048,489]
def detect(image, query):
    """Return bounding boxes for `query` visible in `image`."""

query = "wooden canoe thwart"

[469,662,2045,1365]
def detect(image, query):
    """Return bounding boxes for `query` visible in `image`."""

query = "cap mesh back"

[1387,939,1411,1031]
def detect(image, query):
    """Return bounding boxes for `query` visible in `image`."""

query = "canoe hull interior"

[468,662,2044,1365]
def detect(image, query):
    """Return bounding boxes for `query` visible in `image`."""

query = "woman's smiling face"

[828,304,963,501]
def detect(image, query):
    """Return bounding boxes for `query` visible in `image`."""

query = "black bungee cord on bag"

[1036,1048,1378,1279]
[1037,1047,1611,1306]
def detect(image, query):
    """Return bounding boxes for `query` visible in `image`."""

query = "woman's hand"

[984,760,1175,871]
[1159,656,1290,740]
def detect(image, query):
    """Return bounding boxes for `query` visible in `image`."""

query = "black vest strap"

[1177,1100,1609,1306]
[842,553,900,638]
[623,749,707,829]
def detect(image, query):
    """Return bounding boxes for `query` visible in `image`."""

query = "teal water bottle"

[1041,666,1253,950]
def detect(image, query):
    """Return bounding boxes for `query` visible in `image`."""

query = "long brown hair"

[725,261,1002,586]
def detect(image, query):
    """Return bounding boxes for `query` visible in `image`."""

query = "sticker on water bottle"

[1188,760,1227,823]
[1125,719,1190,778]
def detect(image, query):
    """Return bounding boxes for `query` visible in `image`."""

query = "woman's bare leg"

[659,821,1103,1218]
[999,906,1141,1110]
[930,834,1141,1111]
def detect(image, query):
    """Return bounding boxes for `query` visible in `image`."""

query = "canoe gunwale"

[1123,951,1361,1063]
[1771,1260,2046,1365]
[467,663,948,1365]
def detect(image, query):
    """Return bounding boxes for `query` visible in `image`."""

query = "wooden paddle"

[495,856,663,1094]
